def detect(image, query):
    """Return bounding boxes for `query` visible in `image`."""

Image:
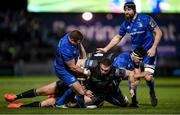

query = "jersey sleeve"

[147,16,158,31]
[118,21,127,37]
[113,55,128,69]
[61,48,74,62]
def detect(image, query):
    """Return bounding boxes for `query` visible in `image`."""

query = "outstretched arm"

[97,34,122,53]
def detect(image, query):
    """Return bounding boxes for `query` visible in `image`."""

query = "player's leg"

[8,97,57,108]
[57,72,86,108]
[145,73,157,106]
[55,88,74,107]
[71,81,86,108]
[4,82,57,102]
[144,55,158,106]
[107,80,129,107]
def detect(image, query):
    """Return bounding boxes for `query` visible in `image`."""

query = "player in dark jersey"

[55,47,147,108]
[97,1,162,107]
[55,53,129,108]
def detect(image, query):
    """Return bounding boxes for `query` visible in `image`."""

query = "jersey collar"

[132,13,138,22]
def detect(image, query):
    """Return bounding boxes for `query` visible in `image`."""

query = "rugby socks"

[146,80,155,94]
[55,88,74,106]
[21,101,41,107]
[106,96,121,106]
[16,89,37,99]
[75,95,86,108]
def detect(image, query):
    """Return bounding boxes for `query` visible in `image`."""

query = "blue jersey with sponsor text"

[54,33,80,76]
[113,52,138,70]
[119,14,158,51]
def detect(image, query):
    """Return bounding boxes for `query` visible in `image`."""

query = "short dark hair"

[100,58,112,67]
[124,2,136,13]
[133,46,147,59]
[70,30,83,42]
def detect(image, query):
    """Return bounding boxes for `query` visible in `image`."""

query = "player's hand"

[130,89,134,97]
[96,48,107,53]
[85,90,93,97]
[83,68,91,76]
[148,46,156,57]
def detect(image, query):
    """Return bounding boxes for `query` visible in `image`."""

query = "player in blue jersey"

[4,30,90,108]
[97,2,162,107]
[113,46,147,107]
[53,30,91,108]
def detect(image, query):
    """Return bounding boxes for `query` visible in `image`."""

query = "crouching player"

[113,46,147,107]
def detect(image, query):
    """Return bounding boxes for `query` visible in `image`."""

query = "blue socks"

[55,88,73,106]
[75,95,86,108]
[146,80,155,94]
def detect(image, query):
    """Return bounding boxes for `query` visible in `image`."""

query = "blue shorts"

[55,70,77,86]
[143,54,157,73]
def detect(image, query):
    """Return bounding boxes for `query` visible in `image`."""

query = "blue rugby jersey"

[54,33,80,75]
[119,14,158,51]
[113,52,138,70]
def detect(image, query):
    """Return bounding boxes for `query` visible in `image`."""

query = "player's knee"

[41,98,56,107]
[36,88,51,95]
[71,81,85,96]
[145,74,153,81]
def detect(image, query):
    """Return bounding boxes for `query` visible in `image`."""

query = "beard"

[125,13,134,21]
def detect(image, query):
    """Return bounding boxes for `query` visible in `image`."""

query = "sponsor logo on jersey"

[150,20,156,27]
[137,22,143,27]
[130,30,145,35]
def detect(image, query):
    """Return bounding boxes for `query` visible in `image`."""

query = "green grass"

[0,76,180,114]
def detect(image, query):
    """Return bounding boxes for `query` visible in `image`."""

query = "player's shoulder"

[121,20,129,27]
[114,52,130,63]
[138,14,152,20]
[117,52,130,58]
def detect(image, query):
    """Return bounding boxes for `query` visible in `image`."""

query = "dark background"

[0,0,179,76]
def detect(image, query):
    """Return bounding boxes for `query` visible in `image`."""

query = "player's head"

[131,46,147,65]
[124,2,136,20]
[69,30,83,46]
[99,58,112,76]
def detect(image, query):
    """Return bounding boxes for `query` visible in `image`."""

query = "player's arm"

[151,26,162,49]
[134,71,152,78]
[148,17,162,57]
[79,43,87,59]
[97,34,122,53]
[128,70,141,97]
[66,59,90,76]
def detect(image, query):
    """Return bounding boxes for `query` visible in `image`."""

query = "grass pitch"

[0,76,180,114]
